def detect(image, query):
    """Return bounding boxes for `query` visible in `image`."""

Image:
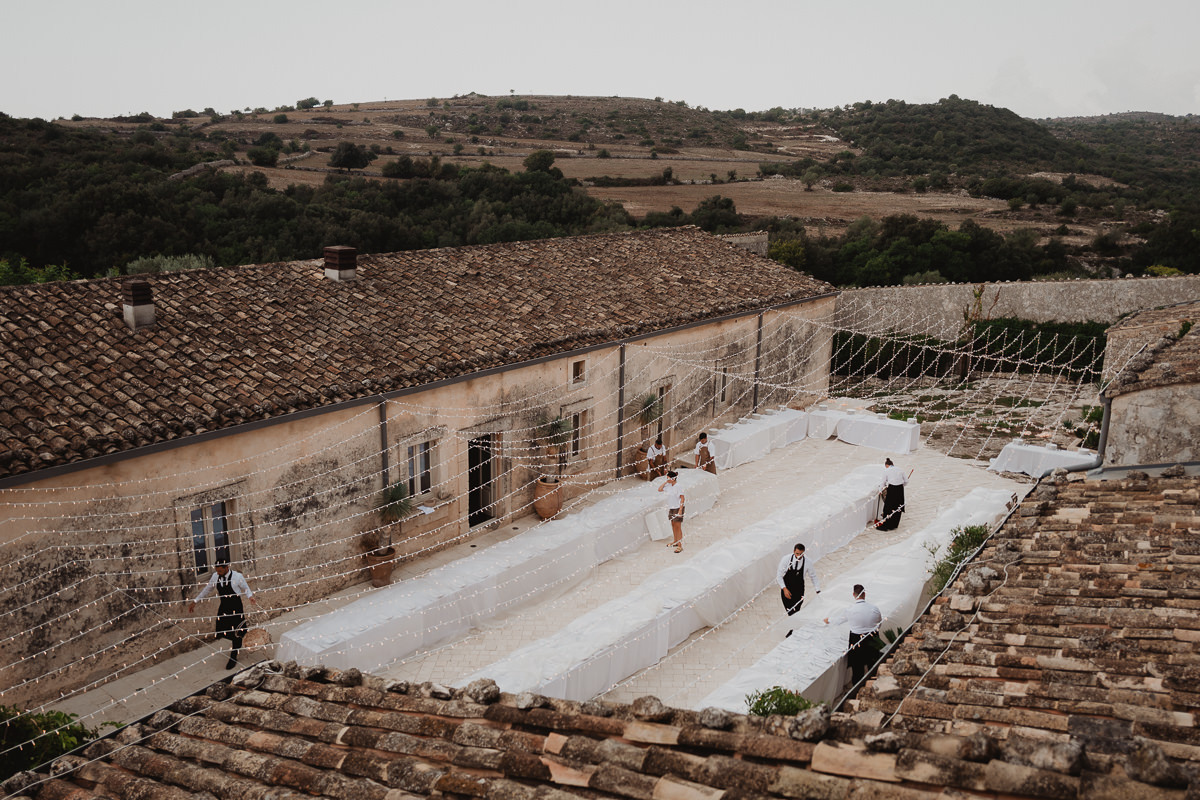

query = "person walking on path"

[694,433,717,475]
[189,560,258,669]
[646,436,668,479]
[657,470,685,553]
[824,584,883,686]
[876,458,909,530]
[776,542,820,637]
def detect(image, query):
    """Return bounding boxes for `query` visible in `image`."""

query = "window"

[570,411,583,457]
[407,440,433,497]
[720,369,729,404]
[191,501,231,575]
[656,385,670,437]
[571,359,586,385]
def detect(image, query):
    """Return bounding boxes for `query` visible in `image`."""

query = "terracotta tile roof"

[854,473,1200,794]
[9,624,1199,800]
[0,228,832,480]
[1104,299,1200,397]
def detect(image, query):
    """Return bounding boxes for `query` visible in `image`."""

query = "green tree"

[768,238,807,271]
[523,150,557,173]
[247,146,279,167]
[296,97,320,109]
[273,113,288,124]
[329,141,374,170]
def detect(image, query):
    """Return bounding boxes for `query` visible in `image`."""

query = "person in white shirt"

[776,543,821,637]
[188,561,258,669]
[877,458,909,530]
[646,436,668,479]
[657,470,685,552]
[694,433,716,474]
[824,584,883,685]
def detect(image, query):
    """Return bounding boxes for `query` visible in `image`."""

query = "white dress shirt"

[776,552,820,592]
[193,570,254,602]
[880,465,908,491]
[647,443,666,460]
[828,598,883,634]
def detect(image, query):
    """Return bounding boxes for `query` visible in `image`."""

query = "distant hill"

[3,94,1199,282]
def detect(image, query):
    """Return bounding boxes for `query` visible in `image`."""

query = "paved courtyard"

[58,434,1029,726]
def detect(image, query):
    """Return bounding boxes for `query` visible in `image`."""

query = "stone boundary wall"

[836,276,1200,338]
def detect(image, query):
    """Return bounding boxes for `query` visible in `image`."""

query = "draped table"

[278,469,720,672]
[708,407,808,470]
[700,486,1020,711]
[458,466,885,700]
[989,441,1097,477]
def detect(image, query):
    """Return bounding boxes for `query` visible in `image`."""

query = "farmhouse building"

[0,227,836,708]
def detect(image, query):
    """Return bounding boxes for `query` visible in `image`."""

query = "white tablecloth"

[277,469,720,672]
[988,442,1097,477]
[458,466,885,700]
[807,409,846,440]
[708,408,808,470]
[836,415,920,454]
[700,486,1019,711]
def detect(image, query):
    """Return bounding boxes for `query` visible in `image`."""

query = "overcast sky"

[4,0,1198,121]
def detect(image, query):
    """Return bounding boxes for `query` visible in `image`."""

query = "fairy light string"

[0,300,1104,742]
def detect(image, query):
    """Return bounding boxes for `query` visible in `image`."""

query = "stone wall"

[837,276,1200,339]
[1106,384,1200,465]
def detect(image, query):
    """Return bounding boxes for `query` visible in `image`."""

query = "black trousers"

[848,631,871,684]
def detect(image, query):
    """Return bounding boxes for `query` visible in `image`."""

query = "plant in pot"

[363,481,412,587]
[635,393,664,479]
[532,415,572,519]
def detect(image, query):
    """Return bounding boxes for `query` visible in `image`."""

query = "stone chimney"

[324,245,357,281]
[122,279,155,331]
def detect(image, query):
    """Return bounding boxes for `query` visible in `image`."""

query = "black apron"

[780,556,806,616]
[214,573,245,645]
[879,483,905,530]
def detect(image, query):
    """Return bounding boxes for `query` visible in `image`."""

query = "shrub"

[832,182,854,192]
[744,686,818,716]
[247,146,279,167]
[1,705,113,780]
[273,114,288,124]
[925,524,991,595]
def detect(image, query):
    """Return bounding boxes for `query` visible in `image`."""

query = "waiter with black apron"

[776,542,821,637]
[189,560,258,669]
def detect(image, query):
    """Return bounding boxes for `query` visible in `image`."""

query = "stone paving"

[57,435,1029,727]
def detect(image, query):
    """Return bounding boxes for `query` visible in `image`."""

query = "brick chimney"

[122,279,155,330]
[324,245,357,281]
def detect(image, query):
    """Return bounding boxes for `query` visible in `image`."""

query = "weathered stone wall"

[1107,384,1200,466]
[837,276,1200,339]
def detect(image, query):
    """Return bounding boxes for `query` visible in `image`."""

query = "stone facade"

[0,229,835,708]
[838,275,1200,339]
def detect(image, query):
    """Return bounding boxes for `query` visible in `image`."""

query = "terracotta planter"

[533,477,562,519]
[365,546,396,587]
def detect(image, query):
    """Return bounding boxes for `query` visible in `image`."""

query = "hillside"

[3,94,1199,282]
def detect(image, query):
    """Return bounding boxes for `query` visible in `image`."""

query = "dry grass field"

[85,94,1116,245]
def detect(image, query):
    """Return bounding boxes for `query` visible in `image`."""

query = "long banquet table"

[707,407,808,470]
[277,469,720,672]
[457,466,885,700]
[699,486,1019,711]
[988,440,1097,477]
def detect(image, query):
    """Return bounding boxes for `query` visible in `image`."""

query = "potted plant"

[635,393,663,479]
[363,481,412,587]
[532,415,572,519]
